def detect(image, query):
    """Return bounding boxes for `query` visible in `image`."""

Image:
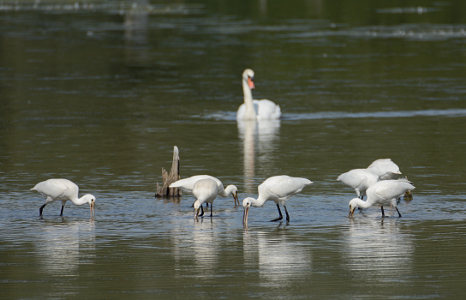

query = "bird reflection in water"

[243,230,311,286]
[170,219,219,277]
[237,119,280,193]
[35,220,95,276]
[343,218,413,280]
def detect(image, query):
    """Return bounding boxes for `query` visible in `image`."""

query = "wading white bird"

[169,175,239,206]
[193,178,219,220]
[31,178,95,217]
[367,158,402,180]
[242,175,312,226]
[348,179,415,218]
[337,168,379,199]
[236,68,281,121]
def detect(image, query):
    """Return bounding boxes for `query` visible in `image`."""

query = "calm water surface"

[1,0,465,298]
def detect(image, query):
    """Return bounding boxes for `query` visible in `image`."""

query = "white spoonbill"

[193,178,219,220]
[242,175,312,226]
[236,68,281,121]
[31,178,95,217]
[367,158,402,180]
[169,175,239,206]
[348,179,415,218]
[337,168,378,199]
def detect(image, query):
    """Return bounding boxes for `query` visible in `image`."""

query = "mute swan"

[236,69,281,120]
[348,179,415,218]
[242,175,312,226]
[31,178,95,218]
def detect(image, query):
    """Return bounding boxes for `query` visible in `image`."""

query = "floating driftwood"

[155,146,181,198]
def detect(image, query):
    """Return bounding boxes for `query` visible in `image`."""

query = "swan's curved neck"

[242,79,256,118]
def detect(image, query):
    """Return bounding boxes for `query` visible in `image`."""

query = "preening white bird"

[348,179,415,218]
[367,158,402,180]
[193,178,219,219]
[169,175,239,206]
[31,178,95,218]
[337,168,379,199]
[242,175,312,226]
[236,68,281,121]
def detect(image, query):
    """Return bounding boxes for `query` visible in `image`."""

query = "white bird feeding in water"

[367,158,402,180]
[348,179,415,218]
[242,175,312,226]
[337,168,379,200]
[31,178,95,218]
[193,178,219,220]
[236,68,281,121]
[169,175,239,206]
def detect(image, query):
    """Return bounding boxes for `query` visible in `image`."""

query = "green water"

[1,0,465,298]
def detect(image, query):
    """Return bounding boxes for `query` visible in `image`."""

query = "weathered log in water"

[155,146,181,198]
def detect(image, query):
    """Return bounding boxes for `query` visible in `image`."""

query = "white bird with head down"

[169,175,239,206]
[337,168,379,199]
[31,178,95,218]
[236,69,281,121]
[367,158,402,180]
[348,179,415,218]
[193,178,219,220]
[242,175,312,226]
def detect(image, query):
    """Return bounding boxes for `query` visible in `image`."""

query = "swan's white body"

[337,168,379,199]
[348,179,415,218]
[193,178,219,219]
[367,158,402,180]
[169,175,238,206]
[242,175,312,226]
[236,69,281,121]
[31,178,95,217]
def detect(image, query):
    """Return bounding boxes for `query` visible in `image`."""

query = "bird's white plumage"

[169,175,238,206]
[366,179,414,204]
[348,179,415,217]
[236,68,281,121]
[337,168,379,198]
[257,176,312,205]
[31,178,95,217]
[32,178,78,201]
[193,178,219,218]
[367,158,402,179]
[242,175,312,226]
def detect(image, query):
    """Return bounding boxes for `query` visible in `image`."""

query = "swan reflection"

[343,218,413,280]
[35,220,95,276]
[238,119,280,193]
[243,231,311,286]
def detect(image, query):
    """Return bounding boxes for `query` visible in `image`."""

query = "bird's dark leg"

[39,204,46,217]
[210,203,213,217]
[381,206,385,218]
[270,204,283,222]
[396,207,402,218]
[284,205,290,223]
[60,204,65,216]
[199,205,205,217]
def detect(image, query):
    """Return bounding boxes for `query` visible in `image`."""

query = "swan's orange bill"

[248,77,255,89]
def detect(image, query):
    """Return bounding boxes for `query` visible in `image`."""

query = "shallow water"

[1,0,466,298]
